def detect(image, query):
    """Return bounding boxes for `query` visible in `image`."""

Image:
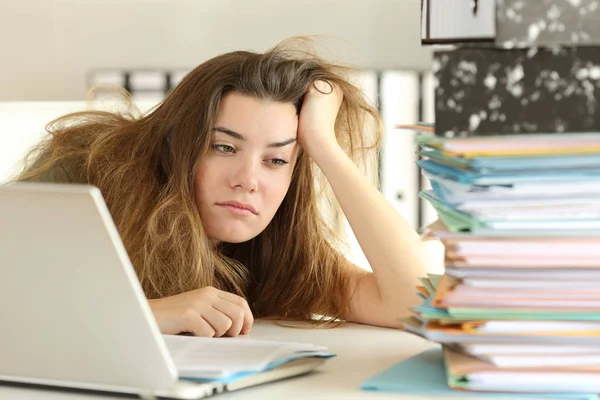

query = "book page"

[162,335,327,379]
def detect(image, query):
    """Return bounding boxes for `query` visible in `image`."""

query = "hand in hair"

[297,79,344,161]
[148,286,254,337]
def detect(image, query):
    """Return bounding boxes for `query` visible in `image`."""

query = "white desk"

[0,321,532,400]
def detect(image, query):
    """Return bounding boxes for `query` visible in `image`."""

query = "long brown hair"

[15,38,383,321]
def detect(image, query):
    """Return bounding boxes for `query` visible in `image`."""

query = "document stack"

[404,0,600,396]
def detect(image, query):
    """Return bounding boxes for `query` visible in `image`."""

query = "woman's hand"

[297,80,344,162]
[148,286,254,337]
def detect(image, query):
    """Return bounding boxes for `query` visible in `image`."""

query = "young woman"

[16,40,428,337]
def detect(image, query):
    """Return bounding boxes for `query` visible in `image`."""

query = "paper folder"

[361,347,597,399]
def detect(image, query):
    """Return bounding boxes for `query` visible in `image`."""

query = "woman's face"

[194,92,299,244]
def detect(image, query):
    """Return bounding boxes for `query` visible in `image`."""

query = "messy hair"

[16,38,382,322]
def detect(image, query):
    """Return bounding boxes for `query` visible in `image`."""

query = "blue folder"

[182,353,335,384]
[360,347,597,399]
[416,159,600,185]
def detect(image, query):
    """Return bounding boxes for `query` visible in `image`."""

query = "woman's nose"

[230,157,259,193]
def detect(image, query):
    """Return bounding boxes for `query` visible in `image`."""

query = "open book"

[163,335,335,384]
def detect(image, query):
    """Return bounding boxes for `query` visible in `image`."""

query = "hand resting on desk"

[148,286,254,337]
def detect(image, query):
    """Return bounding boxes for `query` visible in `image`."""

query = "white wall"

[0,0,432,101]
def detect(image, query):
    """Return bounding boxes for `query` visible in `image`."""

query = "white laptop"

[0,183,330,399]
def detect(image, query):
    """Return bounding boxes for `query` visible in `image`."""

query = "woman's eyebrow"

[267,138,296,148]
[212,126,296,148]
[213,126,244,140]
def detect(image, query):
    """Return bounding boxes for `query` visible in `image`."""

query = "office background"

[0,0,444,271]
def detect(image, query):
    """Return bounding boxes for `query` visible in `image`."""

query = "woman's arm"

[298,81,428,328]
[313,146,426,327]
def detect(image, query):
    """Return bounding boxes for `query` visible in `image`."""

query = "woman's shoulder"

[18,155,82,184]
[35,162,77,183]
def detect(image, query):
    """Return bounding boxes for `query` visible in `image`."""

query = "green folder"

[418,277,436,296]
[448,307,600,322]
[418,191,483,232]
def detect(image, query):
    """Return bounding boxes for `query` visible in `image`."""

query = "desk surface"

[0,321,528,400]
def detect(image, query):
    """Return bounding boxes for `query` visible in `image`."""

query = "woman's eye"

[269,158,290,166]
[212,144,235,153]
